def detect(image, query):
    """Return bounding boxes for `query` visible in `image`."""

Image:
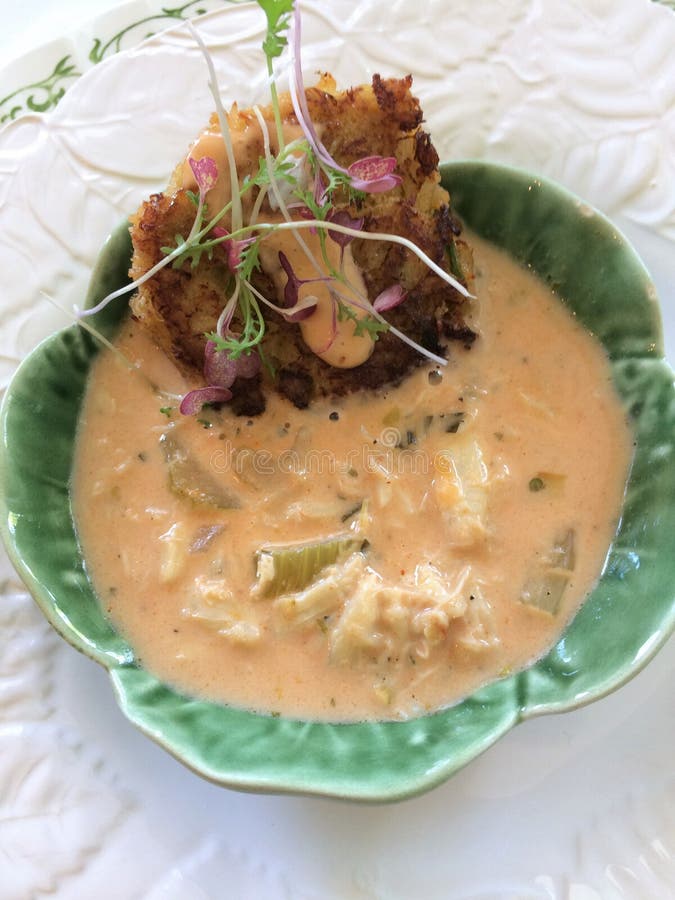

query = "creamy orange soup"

[72,234,632,721]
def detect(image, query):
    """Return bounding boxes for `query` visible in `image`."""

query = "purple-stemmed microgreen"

[278,250,330,309]
[373,283,407,312]
[326,209,363,270]
[204,338,261,385]
[331,283,447,366]
[288,5,402,197]
[282,300,318,323]
[213,281,266,358]
[204,339,240,389]
[326,210,363,247]
[187,155,218,239]
[288,5,344,174]
[180,385,233,416]
[229,344,262,378]
[243,273,319,323]
[212,226,256,274]
[171,156,222,270]
[215,282,240,338]
[348,156,402,194]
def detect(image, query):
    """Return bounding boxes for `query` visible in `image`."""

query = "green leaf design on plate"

[0,56,81,124]
[0,0,229,123]
[1,162,673,801]
[88,1,225,64]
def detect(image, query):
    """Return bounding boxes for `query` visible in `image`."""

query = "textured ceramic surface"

[2,161,673,801]
[1,0,674,895]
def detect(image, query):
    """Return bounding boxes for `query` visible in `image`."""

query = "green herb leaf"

[237,238,262,282]
[252,154,298,188]
[204,282,266,360]
[162,232,213,270]
[336,300,389,340]
[257,0,295,62]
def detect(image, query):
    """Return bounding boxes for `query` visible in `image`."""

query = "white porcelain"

[0,0,673,896]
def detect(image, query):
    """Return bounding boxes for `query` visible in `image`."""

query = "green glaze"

[1,162,673,801]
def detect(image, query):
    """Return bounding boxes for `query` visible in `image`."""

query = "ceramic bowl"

[1,161,673,801]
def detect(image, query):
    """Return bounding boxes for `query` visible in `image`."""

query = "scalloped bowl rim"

[1,160,673,802]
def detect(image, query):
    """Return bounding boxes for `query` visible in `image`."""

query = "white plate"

[0,1,673,897]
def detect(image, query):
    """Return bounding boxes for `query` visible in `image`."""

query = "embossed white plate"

[0,0,673,897]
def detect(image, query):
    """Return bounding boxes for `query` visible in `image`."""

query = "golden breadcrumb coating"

[129,75,474,411]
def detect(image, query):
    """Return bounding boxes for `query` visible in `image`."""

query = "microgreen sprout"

[78,0,473,416]
[188,157,217,229]
[287,5,401,195]
[373,284,407,313]
[212,226,256,274]
[278,251,326,311]
[258,0,295,150]
[180,385,233,416]
[347,156,402,194]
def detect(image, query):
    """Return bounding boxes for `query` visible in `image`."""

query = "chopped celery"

[255,534,367,597]
[274,554,366,626]
[548,529,575,570]
[520,570,569,614]
[160,432,240,509]
[520,529,576,614]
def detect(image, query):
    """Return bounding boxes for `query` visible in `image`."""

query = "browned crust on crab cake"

[129,74,474,411]
[130,191,224,372]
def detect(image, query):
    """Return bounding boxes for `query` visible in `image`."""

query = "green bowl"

[1,162,673,801]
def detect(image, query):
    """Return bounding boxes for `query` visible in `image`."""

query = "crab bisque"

[72,233,632,720]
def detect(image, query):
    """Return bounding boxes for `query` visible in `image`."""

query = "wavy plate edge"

[2,161,674,802]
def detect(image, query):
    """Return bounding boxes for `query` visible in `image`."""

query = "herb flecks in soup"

[72,233,632,721]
